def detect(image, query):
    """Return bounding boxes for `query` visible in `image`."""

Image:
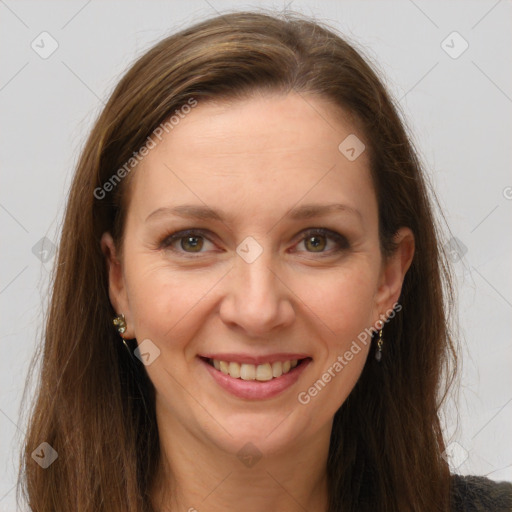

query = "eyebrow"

[145,203,362,223]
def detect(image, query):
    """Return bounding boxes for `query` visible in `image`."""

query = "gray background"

[1,0,511,509]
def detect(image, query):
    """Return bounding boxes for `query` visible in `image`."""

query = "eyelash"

[159,228,349,257]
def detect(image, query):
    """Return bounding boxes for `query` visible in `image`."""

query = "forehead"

[129,92,376,227]
[154,92,363,164]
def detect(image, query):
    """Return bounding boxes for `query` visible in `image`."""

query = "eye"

[159,227,349,257]
[295,228,349,255]
[160,229,216,255]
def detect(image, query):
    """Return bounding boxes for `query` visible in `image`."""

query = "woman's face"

[102,92,413,457]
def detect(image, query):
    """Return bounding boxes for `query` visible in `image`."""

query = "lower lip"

[199,357,312,400]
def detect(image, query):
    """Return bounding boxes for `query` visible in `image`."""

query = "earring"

[375,329,383,362]
[113,314,134,357]
[113,314,127,334]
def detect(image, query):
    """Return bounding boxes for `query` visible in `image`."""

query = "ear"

[373,227,415,321]
[100,232,135,339]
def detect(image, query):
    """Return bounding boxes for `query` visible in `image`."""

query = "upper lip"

[199,353,311,365]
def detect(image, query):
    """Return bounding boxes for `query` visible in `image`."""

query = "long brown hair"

[17,10,458,511]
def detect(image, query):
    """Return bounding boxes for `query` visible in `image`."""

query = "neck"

[150,405,332,512]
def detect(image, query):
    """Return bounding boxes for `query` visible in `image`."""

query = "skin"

[101,92,415,512]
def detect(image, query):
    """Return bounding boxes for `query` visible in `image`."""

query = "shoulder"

[451,474,512,512]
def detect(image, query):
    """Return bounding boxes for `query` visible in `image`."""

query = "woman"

[17,10,512,512]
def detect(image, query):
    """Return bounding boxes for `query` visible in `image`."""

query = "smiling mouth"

[201,357,311,381]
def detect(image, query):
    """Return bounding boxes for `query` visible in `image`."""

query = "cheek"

[124,256,222,343]
[295,267,378,409]
[292,261,379,337]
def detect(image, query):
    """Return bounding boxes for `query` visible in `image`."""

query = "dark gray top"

[451,474,512,511]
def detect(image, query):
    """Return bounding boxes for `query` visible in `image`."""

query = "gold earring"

[375,329,383,362]
[113,314,127,334]
[113,314,134,357]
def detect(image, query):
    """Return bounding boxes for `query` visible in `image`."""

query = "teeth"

[256,363,273,381]
[240,363,255,380]
[228,361,241,379]
[219,360,229,375]
[272,361,282,378]
[209,358,302,381]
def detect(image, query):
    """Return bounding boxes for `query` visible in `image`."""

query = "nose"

[219,248,295,338]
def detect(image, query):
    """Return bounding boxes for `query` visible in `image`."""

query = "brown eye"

[180,235,204,252]
[297,228,349,254]
[160,229,215,255]
[304,234,327,252]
